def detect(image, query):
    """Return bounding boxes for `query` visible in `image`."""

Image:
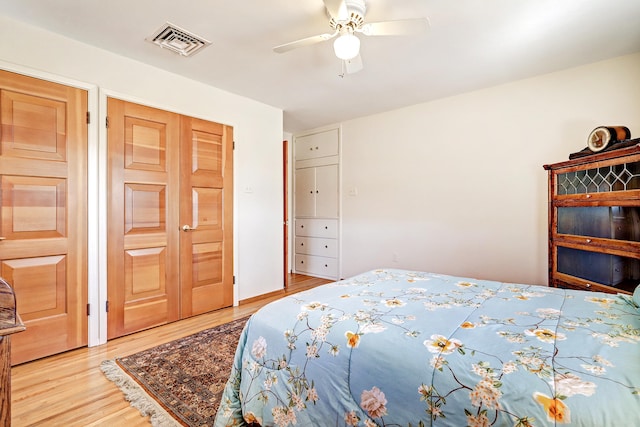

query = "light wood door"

[179,116,233,316]
[107,99,233,338]
[107,99,181,338]
[0,70,88,365]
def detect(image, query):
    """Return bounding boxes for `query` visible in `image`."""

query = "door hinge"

[106,300,109,312]
[87,303,90,316]
[86,111,90,124]
[106,116,110,128]
[233,275,236,285]
[233,140,235,150]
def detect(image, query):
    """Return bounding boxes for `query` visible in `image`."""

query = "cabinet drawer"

[295,254,338,279]
[295,237,338,257]
[295,218,338,238]
[552,275,621,294]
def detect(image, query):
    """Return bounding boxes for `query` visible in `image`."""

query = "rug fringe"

[100,359,182,427]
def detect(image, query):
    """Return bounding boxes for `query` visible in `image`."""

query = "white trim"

[0,61,103,347]
[97,91,109,345]
[87,84,101,347]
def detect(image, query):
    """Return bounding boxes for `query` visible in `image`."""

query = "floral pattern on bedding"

[215,269,640,426]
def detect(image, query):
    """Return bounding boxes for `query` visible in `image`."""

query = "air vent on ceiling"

[146,22,211,57]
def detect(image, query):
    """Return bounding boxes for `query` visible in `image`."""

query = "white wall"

[0,15,285,344]
[339,53,640,286]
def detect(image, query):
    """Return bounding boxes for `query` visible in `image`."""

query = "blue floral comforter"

[215,269,640,426]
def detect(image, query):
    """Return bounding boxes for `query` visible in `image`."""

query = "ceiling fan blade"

[345,54,363,74]
[323,0,348,21]
[361,18,430,36]
[273,32,337,53]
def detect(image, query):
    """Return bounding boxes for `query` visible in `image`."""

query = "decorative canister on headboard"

[587,126,631,152]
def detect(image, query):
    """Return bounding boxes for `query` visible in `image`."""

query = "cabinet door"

[295,167,316,217]
[315,164,338,218]
[295,129,339,161]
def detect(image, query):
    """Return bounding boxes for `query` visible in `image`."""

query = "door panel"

[0,69,87,365]
[294,167,315,217]
[107,99,180,338]
[1,90,67,161]
[180,116,233,318]
[315,164,339,218]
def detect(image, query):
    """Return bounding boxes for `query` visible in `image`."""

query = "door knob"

[0,237,5,241]
[181,225,196,232]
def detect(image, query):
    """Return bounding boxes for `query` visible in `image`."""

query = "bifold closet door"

[107,99,233,338]
[179,116,233,317]
[0,70,88,364]
[107,99,181,338]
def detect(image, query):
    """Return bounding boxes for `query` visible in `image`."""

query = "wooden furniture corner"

[0,278,26,426]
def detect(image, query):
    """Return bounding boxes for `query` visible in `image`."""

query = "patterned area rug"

[101,317,249,426]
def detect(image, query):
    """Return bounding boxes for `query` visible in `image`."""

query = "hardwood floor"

[11,274,331,426]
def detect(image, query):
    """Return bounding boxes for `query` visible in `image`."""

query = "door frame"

[283,140,289,288]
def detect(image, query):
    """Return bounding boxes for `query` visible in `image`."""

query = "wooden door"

[0,70,88,364]
[107,99,233,338]
[179,116,233,317]
[106,99,181,338]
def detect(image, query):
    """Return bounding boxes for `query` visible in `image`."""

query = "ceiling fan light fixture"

[333,32,360,60]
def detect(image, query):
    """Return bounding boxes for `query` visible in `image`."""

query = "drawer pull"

[324,245,328,248]
[324,264,328,267]
[300,225,304,228]
[325,226,328,229]
[300,242,304,246]
[585,283,591,288]
[301,260,304,264]
[586,239,592,243]
[586,194,592,198]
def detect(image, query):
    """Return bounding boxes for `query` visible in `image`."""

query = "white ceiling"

[1,0,639,133]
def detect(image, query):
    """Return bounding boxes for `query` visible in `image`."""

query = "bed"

[214,269,640,426]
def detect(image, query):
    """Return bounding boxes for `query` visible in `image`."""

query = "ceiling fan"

[273,0,429,75]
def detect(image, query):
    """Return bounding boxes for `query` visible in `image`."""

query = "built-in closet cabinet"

[293,128,340,280]
[294,164,339,217]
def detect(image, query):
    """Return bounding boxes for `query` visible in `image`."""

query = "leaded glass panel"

[557,161,640,195]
